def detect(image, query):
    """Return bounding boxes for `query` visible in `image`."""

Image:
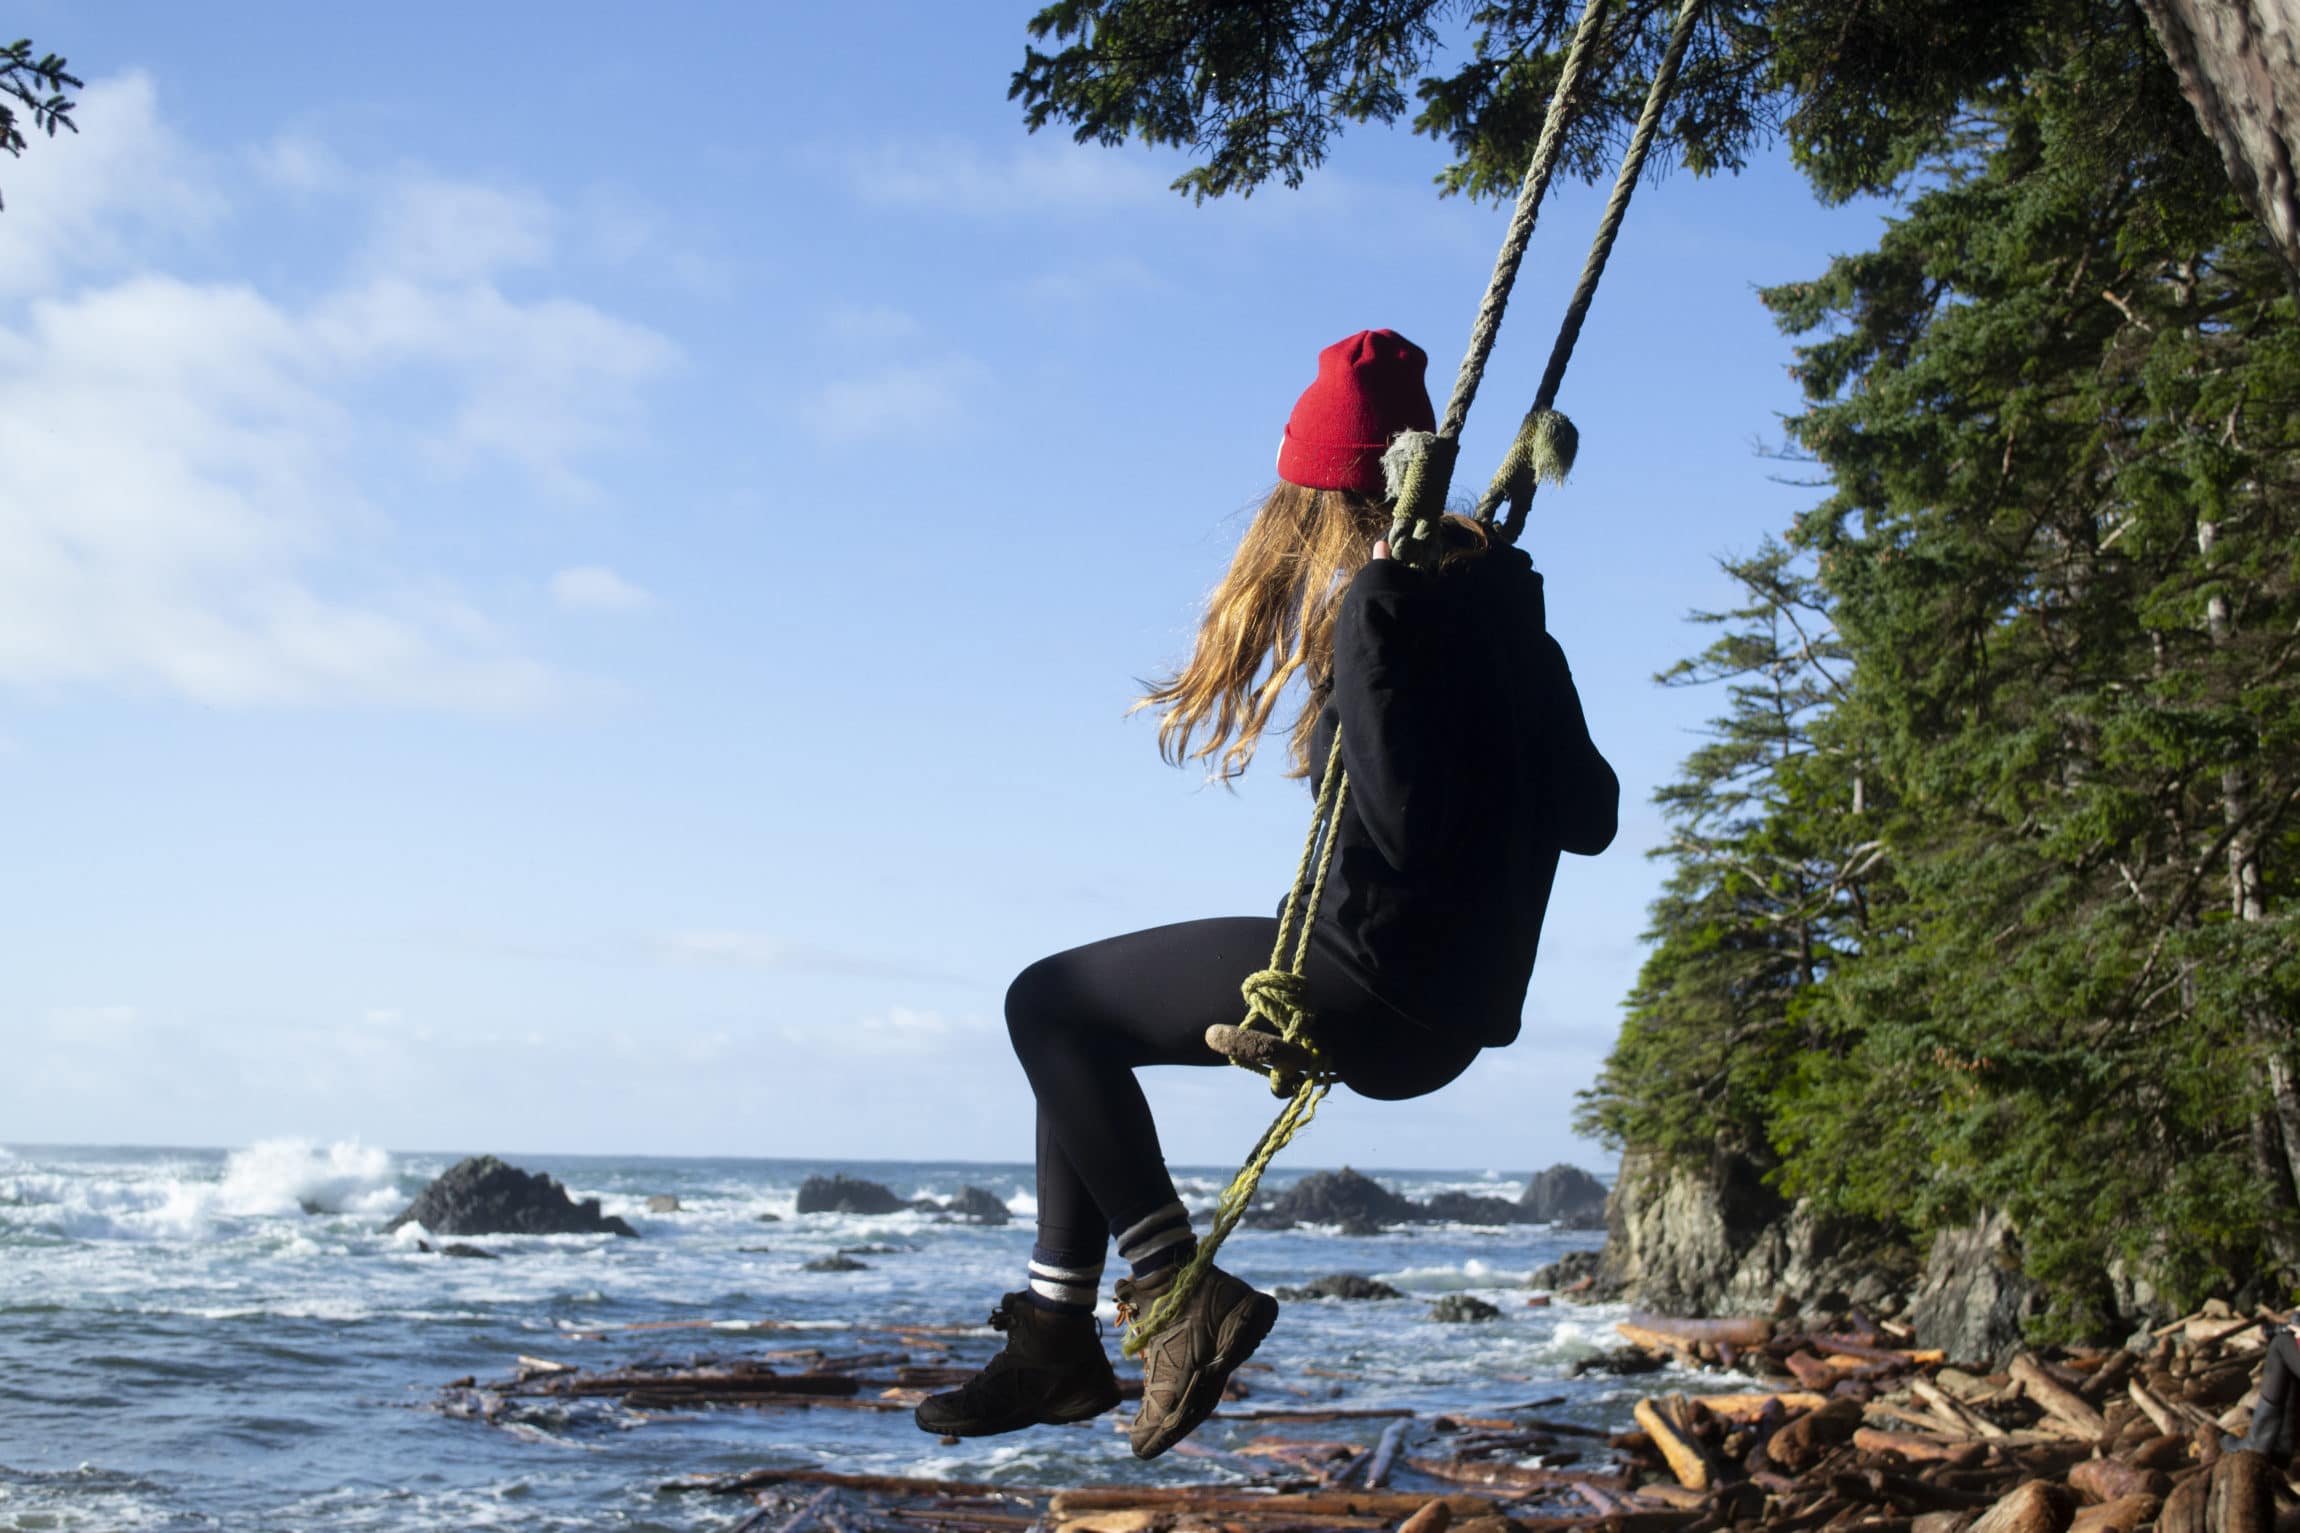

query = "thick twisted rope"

[1384,0,1614,567]
[1482,0,1705,540]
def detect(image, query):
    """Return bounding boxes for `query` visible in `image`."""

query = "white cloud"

[364,174,557,283]
[777,1005,984,1058]
[830,138,1171,216]
[800,355,989,443]
[0,76,679,709]
[0,73,223,300]
[656,930,963,984]
[551,565,653,613]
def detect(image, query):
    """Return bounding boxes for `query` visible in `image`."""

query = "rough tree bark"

[2136,0,2300,281]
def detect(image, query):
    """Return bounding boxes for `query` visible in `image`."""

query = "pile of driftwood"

[1598,1303,2297,1533]
[439,1305,2298,1532]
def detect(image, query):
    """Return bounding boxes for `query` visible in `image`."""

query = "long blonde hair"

[1142,483,1488,780]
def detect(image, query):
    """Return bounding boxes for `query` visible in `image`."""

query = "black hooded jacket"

[1302,545,1618,1048]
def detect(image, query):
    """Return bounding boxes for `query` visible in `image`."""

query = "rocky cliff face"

[1592,1147,1914,1321]
[1587,1148,2181,1365]
[1904,1207,2043,1367]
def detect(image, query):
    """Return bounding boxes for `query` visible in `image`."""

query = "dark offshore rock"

[795,1174,905,1215]
[1906,1208,2041,1367]
[943,1186,1012,1225]
[1517,1164,1610,1227]
[385,1155,637,1238]
[1422,1190,1538,1225]
[1571,1345,1669,1377]
[1261,1167,1421,1229]
[1528,1248,1604,1291]
[804,1254,868,1272]
[1275,1273,1406,1302]
[416,1238,501,1259]
[1428,1293,1504,1323]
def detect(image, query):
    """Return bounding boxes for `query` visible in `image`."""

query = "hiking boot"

[912,1292,1121,1437]
[1116,1262,1279,1460]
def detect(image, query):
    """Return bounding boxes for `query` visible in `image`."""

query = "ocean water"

[0,1141,1634,1531]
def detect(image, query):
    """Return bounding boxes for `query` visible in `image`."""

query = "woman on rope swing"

[916,329,1620,1459]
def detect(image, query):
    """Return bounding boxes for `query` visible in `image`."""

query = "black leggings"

[1004,917,1482,1260]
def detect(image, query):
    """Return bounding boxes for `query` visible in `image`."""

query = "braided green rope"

[1481,0,1705,539]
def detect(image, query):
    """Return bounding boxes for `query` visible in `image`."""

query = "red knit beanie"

[1276,329,1436,495]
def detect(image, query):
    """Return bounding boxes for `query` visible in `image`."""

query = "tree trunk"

[2136,0,2300,282]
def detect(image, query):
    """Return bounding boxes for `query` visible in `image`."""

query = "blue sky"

[2,5,1884,1173]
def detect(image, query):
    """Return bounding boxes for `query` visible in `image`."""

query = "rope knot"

[1474,408,1578,531]
[1380,431,1458,570]
[1236,968,1326,1096]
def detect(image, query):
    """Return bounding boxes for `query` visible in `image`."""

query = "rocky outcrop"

[795,1174,905,1215]
[1259,1167,1422,1228]
[1422,1191,1539,1225]
[1249,1168,1589,1230]
[385,1156,637,1238]
[1529,1248,1604,1292]
[803,1254,868,1272]
[1906,1208,2042,1366]
[1428,1294,1503,1323]
[940,1186,1012,1225]
[1593,1147,1912,1319]
[1274,1273,1406,1302]
[1518,1163,1609,1228]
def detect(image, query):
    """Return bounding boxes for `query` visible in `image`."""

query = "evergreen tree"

[1758,16,2300,1325]
[1578,542,1879,1165]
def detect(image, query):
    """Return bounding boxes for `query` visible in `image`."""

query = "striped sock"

[1023,1244,1104,1314]
[1113,1198,1196,1281]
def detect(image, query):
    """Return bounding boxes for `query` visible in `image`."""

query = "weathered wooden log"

[1967,1478,2077,1533]
[1625,1315,1776,1347]
[2065,1457,2168,1504]
[1852,1427,1986,1466]
[1769,1397,1864,1473]
[676,1469,1020,1497]
[1402,1456,1626,1492]
[1914,1375,2008,1439]
[2128,1379,2194,1437]
[1871,1399,1975,1438]
[1910,1512,1978,1533]
[2130,1430,2193,1470]
[1616,1323,1702,1363]
[1046,1487,1498,1519]
[1634,1393,1726,1490]
[1681,1389,1828,1421]
[1397,1501,1452,1533]
[1363,1417,1410,1489]
[2009,1356,2110,1441]
[2064,1493,2158,1533]
[1814,1335,1948,1367]
[1786,1351,1851,1390]
[2204,1448,2275,1533]
[2156,1466,2214,1533]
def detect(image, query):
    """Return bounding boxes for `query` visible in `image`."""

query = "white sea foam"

[1374,1258,1532,1292]
[0,1139,399,1241]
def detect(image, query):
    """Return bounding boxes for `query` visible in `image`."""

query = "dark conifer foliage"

[0,39,80,211]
